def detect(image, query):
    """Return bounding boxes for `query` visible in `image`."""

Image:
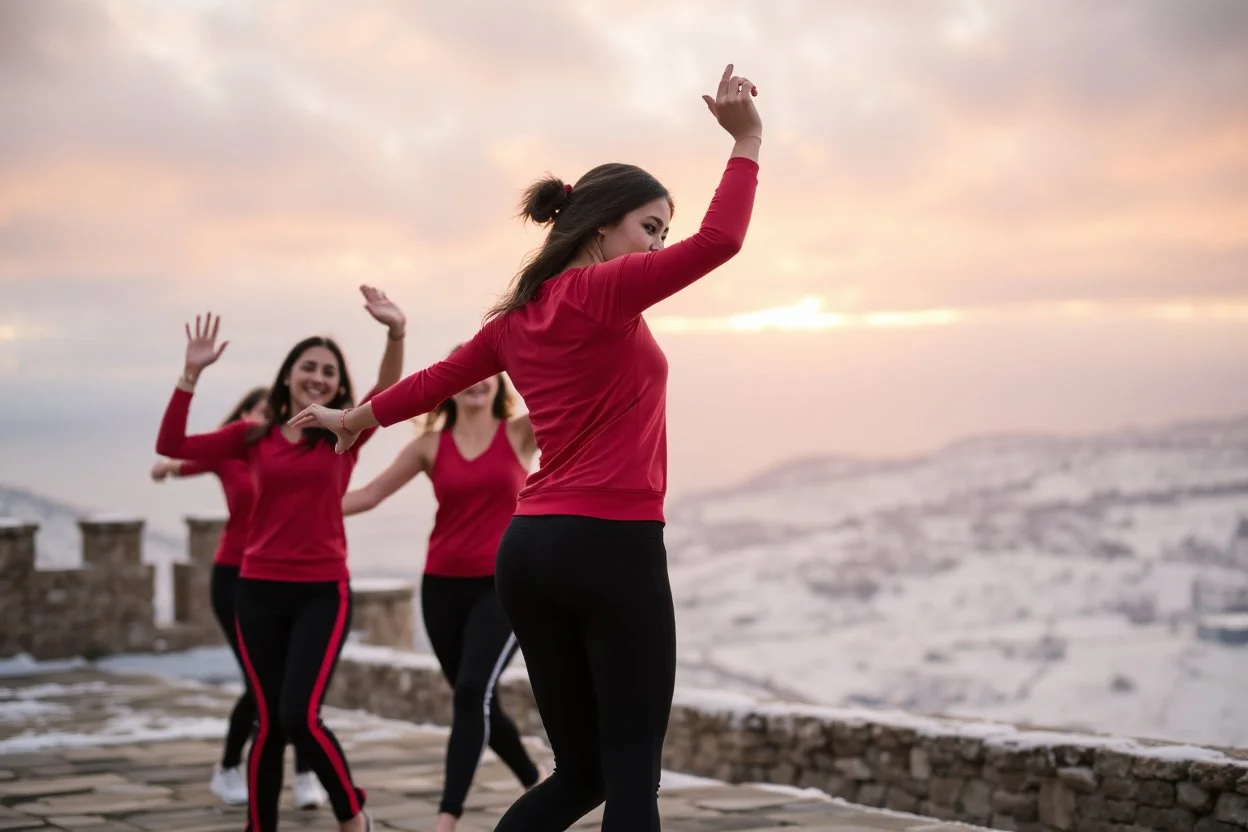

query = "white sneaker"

[292,770,327,810]
[209,764,248,805]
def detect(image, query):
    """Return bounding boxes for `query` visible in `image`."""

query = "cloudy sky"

[2,0,1247,542]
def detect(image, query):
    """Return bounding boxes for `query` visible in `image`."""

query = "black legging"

[209,565,310,774]
[491,515,676,832]
[235,578,365,832]
[421,574,540,816]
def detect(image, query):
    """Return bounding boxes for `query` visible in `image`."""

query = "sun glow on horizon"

[648,297,1248,334]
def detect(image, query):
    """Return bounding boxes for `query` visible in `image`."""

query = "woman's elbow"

[704,227,747,260]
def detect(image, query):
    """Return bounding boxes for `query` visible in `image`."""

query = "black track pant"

[421,574,540,816]
[209,566,310,774]
[491,516,676,832]
[235,578,365,831]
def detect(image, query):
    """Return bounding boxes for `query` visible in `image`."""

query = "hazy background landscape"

[3,0,1247,752]
[5,413,1247,749]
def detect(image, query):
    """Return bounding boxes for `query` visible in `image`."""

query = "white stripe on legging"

[479,633,518,761]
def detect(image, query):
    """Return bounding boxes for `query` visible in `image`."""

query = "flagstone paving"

[0,668,986,831]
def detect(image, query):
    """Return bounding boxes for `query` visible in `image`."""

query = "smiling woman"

[153,286,406,832]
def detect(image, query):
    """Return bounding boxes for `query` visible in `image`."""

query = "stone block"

[960,779,994,820]
[79,517,144,567]
[1136,805,1196,832]
[1215,793,1248,828]
[1039,780,1077,831]
[1138,780,1177,808]
[1179,782,1213,811]
[1059,766,1099,794]
[993,789,1039,821]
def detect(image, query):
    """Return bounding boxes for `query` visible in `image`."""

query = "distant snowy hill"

[663,416,1248,747]
[0,484,185,568]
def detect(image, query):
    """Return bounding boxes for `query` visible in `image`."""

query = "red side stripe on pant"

[235,617,267,832]
[308,580,360,817]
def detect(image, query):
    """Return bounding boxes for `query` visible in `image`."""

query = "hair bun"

[520,176,571,225]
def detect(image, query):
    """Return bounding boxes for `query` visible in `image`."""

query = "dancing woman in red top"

[151,386,327,811]
[157,286,407,832]
[342,360,542,832]
[292,66,762,832]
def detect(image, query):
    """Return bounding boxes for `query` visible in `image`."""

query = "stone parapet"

[330,645,1248,832]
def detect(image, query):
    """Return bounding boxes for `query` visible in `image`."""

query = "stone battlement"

[0,517,417,660]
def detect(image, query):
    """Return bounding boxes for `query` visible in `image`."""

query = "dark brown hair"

[422,344,514,431]
[218,386,268,428]
[247,336,355,450]
[487,163,671,319]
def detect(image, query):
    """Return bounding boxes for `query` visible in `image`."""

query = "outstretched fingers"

[717,63,733,99]
[288,408,316,429]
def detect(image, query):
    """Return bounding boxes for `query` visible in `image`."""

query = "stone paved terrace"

[0,667,991,831]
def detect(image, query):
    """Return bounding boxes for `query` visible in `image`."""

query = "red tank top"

[425,421,528,577]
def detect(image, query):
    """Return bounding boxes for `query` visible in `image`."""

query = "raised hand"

[150,460,174,482]
[361,285,406,337]
[288,405,360,454]
[702,63,762,142]
[183,313,228,375]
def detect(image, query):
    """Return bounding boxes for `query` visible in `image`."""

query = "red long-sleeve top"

[175,459,255,567]
[157,389,377,582]
[370,157,759,523]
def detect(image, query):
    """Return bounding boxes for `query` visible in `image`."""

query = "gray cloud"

[0,0,1244,317]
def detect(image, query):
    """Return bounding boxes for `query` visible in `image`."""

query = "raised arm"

[155,313,250,461]
[586,64,763,324]
[342,434,432,516]
[507,413,538,462]
[150,458,215,482]
[288,326,504,454]
[360,285,406,391]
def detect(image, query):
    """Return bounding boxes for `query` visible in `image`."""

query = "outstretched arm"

[360,285,406,391]
[342,435,431,516]
[288,327,503,453]
[155,314,250,461]
[583,64,763,324]
[150,459,215,482]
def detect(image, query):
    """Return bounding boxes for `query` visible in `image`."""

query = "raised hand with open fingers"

[183,312,229,374]
[702,63,762,142]
[360,285,406,337]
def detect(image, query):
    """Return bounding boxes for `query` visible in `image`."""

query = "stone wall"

[330,645,1248,832]
[350,578,417,651]
[0,516,420,660]
[0,518,156,660]
[169,516,228,647]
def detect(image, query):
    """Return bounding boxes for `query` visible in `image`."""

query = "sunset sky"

[2,0,1247,539]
